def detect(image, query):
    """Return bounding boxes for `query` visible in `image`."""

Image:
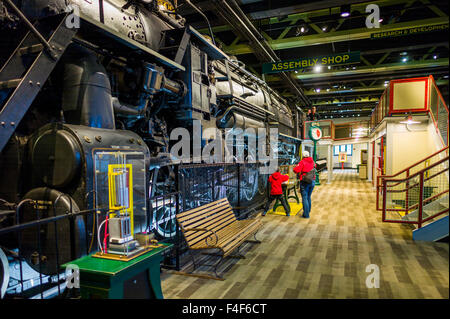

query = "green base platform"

[62,243,172,299]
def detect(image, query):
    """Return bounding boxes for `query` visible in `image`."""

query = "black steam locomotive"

[0,0,304,298]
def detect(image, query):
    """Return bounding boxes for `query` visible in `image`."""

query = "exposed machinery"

[0,0,305,298]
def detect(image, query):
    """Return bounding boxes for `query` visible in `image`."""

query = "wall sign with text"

[370,23,448,39]
[262,51,360,74]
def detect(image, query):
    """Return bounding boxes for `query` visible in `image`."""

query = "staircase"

[402,195,448,222]
[0,2,77,152]
[378,147,449,241]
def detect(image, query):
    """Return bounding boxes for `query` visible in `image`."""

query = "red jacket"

[293,157,316,181]
[268,171,289,195]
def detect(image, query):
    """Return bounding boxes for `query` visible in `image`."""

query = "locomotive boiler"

[0,0,304,298]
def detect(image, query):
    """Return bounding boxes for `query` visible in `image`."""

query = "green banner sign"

[262,51,360,74]
[371,23,448,39]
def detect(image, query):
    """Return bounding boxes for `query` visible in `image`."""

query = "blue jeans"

[300,181,315,218]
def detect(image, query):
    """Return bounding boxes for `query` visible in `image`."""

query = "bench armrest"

[183,227,219,247]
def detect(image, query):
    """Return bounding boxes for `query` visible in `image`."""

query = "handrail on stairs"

[379,152,449,229]
[376,146,449,211]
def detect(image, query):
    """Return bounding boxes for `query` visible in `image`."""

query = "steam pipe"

[185,0,216,46]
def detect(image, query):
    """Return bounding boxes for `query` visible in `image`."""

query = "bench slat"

[177,203,229,222]
[177,198,228,218]
[179,204,233,227]
[184,211,236,241]
[191,219,261,252]
[185,215,237,247]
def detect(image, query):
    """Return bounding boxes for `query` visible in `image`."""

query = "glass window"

[333,144,353,156]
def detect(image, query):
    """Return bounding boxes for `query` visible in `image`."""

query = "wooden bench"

[175,198,262,280]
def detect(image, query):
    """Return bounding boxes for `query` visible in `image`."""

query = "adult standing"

[293,151,316,218]
[307,106,320,121]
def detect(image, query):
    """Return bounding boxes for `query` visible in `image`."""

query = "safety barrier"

[378,149,449,228]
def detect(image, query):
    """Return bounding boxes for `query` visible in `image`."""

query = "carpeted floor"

[160,170,449,299]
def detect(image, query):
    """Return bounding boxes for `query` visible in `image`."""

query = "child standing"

[262,168,291,217]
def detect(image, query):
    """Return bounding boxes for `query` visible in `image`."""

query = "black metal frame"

[0,197,96,299]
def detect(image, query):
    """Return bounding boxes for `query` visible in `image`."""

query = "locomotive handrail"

[3,0,55,57]
[0,208,96,236]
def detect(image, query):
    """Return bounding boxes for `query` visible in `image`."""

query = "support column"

[327,143,333,184]
[368,140,373,182]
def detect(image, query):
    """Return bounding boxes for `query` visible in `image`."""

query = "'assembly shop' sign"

[371,23,448,39]
[262,51,360,74]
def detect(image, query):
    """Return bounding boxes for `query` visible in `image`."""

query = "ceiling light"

[433,55,438,60]
[316,88,321,92]
[378,18,384,23]
[322,25,328,32]
[401,57,408,63]
[296,23,309,35]
[400,51,408,56]
[314,65,322,72]
[400,114,420,124]
[340,4,351,17]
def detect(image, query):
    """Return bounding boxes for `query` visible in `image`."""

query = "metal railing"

[177,162,267,218]
[379,150,449,228]
[376,147,449,211]
[429,76,449,148]
[0,199,96,299]
[148,192,181,271]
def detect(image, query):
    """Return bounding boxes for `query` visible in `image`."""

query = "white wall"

[385,119,437,175]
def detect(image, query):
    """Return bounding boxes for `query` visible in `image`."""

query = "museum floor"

[160,170,449,299]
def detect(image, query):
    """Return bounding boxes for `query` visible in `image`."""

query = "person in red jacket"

[262,168,291,217]
[293,150,316,218]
